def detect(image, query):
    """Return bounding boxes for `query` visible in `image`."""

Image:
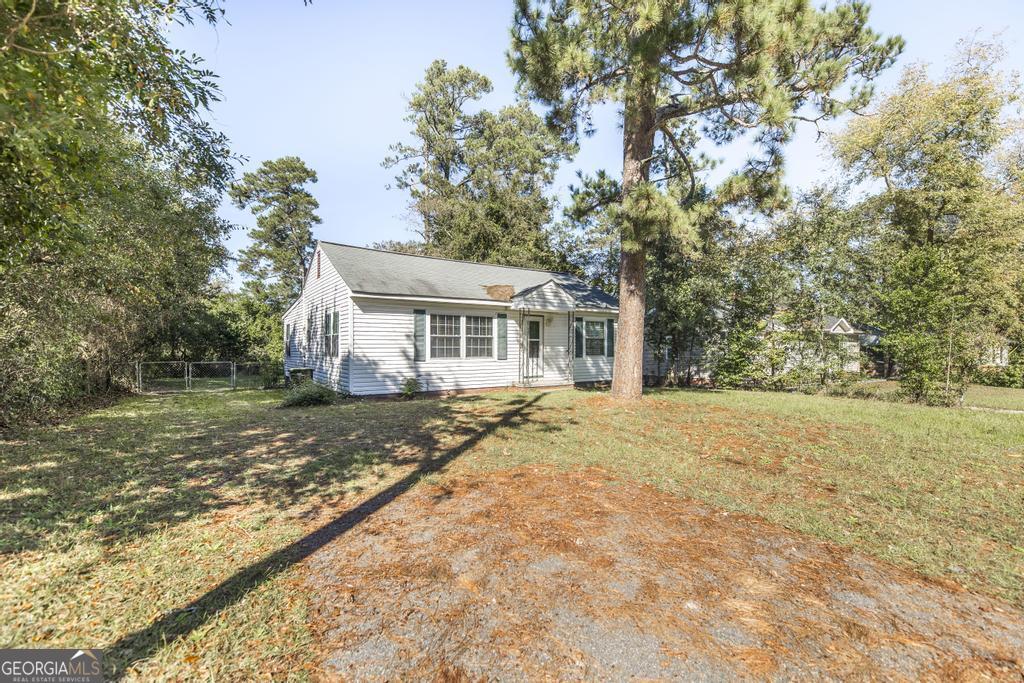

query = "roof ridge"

[317,240,578,278]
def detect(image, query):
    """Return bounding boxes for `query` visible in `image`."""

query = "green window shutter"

[574,318,584,358]
[413,309,426,362]
[496,313,507,360]
[606,319,615,357]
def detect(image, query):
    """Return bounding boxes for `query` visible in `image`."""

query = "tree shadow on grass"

[0,391,520,553]
[102,392,548,678]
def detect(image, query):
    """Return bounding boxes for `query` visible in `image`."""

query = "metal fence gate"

[136,361,282,392]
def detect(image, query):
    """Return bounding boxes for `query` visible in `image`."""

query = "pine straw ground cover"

[308,466,1024,680]
[1,386,1022,678]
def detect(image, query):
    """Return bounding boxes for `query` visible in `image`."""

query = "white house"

[764,315,862,374]
[642,315,862,384]
[282,242,619,395]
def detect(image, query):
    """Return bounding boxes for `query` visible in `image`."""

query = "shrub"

[975,364,1024,389]
[825,381,891,402]
[279,381,336,408]
[401,376,421,399]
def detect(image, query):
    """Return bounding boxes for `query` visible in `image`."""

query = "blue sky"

[168,1,1024,285]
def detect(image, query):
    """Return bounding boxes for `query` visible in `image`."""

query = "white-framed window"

[585,320,605,356]
[331,311,339,356]
[430,314,461,358]
[465,316,493,358]
[306,310,314,346]
[285,323,292,357]
[323,310,339,357]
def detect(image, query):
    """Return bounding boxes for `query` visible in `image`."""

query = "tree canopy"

[1,0,232,270]
[0,131,230,426]
[384,60,573,269]
[510,0,903,398]
[230,156,321,306]
[833,42,1024,403]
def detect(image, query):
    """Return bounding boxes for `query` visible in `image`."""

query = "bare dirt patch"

[306,466,1024,681]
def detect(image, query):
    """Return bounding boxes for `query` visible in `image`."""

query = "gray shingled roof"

[319,242,618,309]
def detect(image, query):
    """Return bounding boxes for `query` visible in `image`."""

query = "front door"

[523,316,543,379]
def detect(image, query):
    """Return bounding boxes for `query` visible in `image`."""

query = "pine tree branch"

[659,125,696,206]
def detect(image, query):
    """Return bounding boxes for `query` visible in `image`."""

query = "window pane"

[585,320,605,356]
[430,314,461,358]
[465,316,492,358]
[466,336,492,358]
[465,315,491,337]
[431,336,460,357]
[430,314,460,337]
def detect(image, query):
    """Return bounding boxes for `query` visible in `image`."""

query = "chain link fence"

[136,361,284,393]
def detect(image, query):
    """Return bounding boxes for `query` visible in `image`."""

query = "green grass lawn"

[2,387,1022,678]
[962,383,1024,411]
[848,379,1024,411]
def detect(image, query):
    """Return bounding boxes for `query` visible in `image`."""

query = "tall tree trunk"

[610,89,656,400]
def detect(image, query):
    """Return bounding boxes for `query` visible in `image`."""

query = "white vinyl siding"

[350,300,519,395]
[283,244,352,392]
[573,314,617,383]
[516,281,575,312]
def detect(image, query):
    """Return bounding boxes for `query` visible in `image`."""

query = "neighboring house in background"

[642,342,711,386]
[762,315,862,374]
[980,343,1010,368]
[642,314,862,385]
[859,326,1012,378]
[282,242,619,395]
[857,323,895,377]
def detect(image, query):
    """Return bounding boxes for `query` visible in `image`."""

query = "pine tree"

[229,156,321,309]
[384,60,571,269]
[510,0,902,398]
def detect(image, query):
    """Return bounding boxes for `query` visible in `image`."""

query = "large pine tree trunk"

[610,90,656,400]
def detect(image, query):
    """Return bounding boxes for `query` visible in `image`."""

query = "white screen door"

[524,316,543,378]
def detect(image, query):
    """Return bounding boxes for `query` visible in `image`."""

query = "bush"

[401,376,421,399]
[975,364,1024,389]
[825,381,891,402]
[279,381,336,408]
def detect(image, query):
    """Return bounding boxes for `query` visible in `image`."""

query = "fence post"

[231,362,236,390]
[136,361,142,393]
[186,362,191,391]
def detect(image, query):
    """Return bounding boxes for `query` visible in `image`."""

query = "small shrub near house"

[401,377,421,399]
[279,381,337,408]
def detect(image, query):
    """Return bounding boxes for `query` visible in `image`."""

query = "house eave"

[349,291,514,307]
[282,296,302,318]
